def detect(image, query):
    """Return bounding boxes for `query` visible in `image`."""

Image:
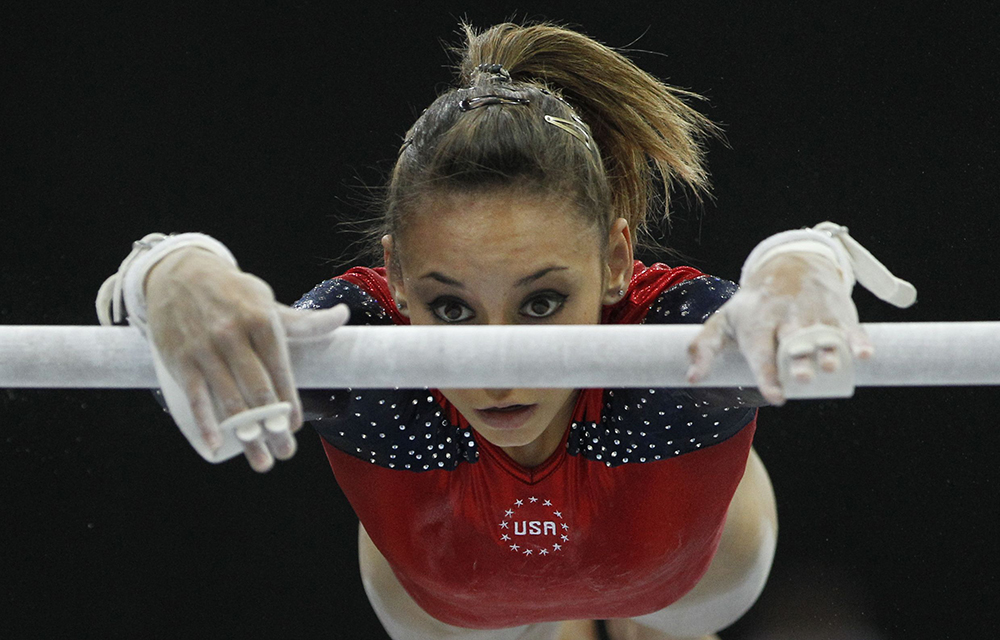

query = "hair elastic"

[476,63,511,82]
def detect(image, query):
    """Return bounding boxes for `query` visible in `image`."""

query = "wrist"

[741,227,855,294]
[144,247,238,296]
[744,251,847,294]
[740,222,917,309]
[123,233,239,331]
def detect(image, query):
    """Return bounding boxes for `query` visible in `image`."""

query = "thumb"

[276,303,351,340]
[686,312,732,383]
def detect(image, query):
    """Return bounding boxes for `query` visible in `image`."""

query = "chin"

[471,422,543,448]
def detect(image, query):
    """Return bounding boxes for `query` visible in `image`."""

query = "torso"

[296,261,758,627]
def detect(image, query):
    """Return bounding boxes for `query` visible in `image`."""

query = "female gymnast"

[98,22,882,640]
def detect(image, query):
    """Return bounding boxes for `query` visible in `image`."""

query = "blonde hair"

[355,21,720,267]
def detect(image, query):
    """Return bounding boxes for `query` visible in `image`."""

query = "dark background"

[2,2,997,639]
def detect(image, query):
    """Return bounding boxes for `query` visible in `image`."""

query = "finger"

[260,400,296,460]
[268,430,298,461]
[221,405,287,471]
[194,347,253,423]
[817,346,841,372]
[221,407,274,473]
[279,304,350,339]
[846,325,875,360]
[782,332,816,381]
[741,328,785,406]
[218,323,301,462]
[687,313,732,383]
[183,374,225,452]
[194,348,278,471]
[250,308,302,431]
[241,435,275,473]
[213,320,286,415]
[788,353,815,382]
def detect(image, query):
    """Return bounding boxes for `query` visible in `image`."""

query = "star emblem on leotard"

[496,495,570,558]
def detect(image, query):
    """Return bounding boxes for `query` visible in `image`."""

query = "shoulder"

[569,263,754,467]
[605,261,739,326]
[568,386,756,468]
[306,388,478,471]
[643,274,739,325]
[293,266,408,326]
[295,266,413,424]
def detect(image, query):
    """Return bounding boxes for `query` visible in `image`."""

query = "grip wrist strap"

[741,221,916,308]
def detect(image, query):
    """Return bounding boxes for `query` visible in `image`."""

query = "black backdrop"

[2,2,997,639]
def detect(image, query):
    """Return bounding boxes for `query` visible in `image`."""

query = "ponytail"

[457,22,719,239]
[355,21,720,268]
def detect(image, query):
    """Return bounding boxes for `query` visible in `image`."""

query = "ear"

[381,234,410,317]
[602,218,634,305]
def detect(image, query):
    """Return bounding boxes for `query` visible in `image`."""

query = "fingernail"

[274,438,297,460]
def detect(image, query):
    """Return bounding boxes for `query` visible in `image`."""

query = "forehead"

[399,192,601,275]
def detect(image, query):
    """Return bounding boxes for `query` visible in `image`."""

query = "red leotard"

[295,262,757,628]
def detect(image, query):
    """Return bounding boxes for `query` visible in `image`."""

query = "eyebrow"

[419,266,569,289]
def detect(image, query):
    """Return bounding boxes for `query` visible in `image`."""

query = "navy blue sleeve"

[566,276,759,468]
[292,277,394,423]
[644,276,766,409]
[292,278,478,471]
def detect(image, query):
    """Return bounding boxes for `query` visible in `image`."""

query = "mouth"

[482,404,530,412]
[474,404,537,430]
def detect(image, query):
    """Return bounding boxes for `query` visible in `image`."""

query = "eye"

[521,292,567,319]
[429,298,475,323]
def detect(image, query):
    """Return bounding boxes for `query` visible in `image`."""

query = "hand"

[145,248,349,471]
[686,252,874,405]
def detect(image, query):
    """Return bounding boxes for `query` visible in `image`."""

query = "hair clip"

[543,114,592,149]
[459,95,531,111]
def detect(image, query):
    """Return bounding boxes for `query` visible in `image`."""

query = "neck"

[500,390,579,468]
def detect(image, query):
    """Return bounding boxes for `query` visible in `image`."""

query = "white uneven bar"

[0,323,998,389]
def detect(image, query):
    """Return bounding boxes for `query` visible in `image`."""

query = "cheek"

[437,388,476,410]
[570,285,607,324]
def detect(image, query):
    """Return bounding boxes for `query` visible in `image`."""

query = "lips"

[474,404,537,430]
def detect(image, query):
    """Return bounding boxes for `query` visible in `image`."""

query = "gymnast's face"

[382,190,633,467]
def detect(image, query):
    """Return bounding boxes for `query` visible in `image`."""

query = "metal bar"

[0,323,997,389]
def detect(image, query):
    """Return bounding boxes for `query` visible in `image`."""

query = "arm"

[97,234,350,472]
[291,275,399,422]
[642,274,768,408]
[687,222,916,405]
